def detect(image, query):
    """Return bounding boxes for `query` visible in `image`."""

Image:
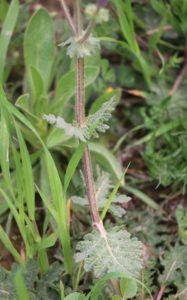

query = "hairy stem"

[75,1,100,224]
[75,0,83,36]
[74,0,101,225]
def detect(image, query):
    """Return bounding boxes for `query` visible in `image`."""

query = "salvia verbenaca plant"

[44,0,143,280]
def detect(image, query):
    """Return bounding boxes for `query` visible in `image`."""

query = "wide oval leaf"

[24,8,56,92]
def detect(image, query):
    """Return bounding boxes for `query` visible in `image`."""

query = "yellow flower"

[106,87,114,94]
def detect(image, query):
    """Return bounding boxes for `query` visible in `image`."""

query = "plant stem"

[75,0,83,36]
[155,286,165,300]
[76,55,100,225]
[75,0,100,225]
[77,4,100,43]
[59,0,77,35]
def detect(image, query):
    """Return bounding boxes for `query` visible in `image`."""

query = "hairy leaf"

[72,168,130,217]
[160,245,187,284]
[75,229,143,278]
[43,97,116,141]
[87,97,117,138]
[43,114,88,142]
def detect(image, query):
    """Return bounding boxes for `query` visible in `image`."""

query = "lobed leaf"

[43,97,116,141]
[75,229,143,278]
[72,168,130,218]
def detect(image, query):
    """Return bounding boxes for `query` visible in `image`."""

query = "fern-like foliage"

[74,229,143,278]
[42,114,88,142]
[160,245,187,284]
[42,97,116,141]
[72,167,131,217]
[86,97,116,138]
[0,260,63,300]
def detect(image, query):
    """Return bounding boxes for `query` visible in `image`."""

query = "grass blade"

[125,184,160,210]
[0,226,22,263]
[15,124,35,221]
[14,270,30,300]
[44,150,73,274]
[0,0,19,81]
[64,143,85,194]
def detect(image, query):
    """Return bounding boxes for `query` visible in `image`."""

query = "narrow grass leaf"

[0,226,22,263]
[0,111,13,195]
[89,142,124,183]
[125,184,160,210]
[44,150,73,274]
[14,270,30,300]
[0,188,31,256]
[16,125,35,221]
[64,143,85,193]
[0,0,19,81]
[101,165,129,220]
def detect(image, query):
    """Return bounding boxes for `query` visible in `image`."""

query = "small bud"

[85,4,109,24]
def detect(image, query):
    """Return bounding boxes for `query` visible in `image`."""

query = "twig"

[169,47,187,96]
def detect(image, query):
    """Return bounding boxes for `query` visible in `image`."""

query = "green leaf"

[16,125,35,221]
[51,66,100,113]
[75,229,142,278]
[90,272,152,300]
[24,8,56,92]
[160,245,187,284]
[64,143,85,193]
[87,97,117,138]
[114,0,139,54]
[0,226,22,263]
[44,150,73,274]
[14,270,30,300]
[16,93,41,123]
[124,184,160,210]
[101,170,128,220]
[120,277,138,299]
[72,168,130,219]
[44,97,116,142]
[151,0,166,16]
[65,293,86,300]
[88,143,123,183]
[0,83,45,147]
[89,89,121,114]
[0,0,9,22]
[113,0,151,84]
[46,127,79,148]
[0,0,19,81]
[39,231,58,249]
[28,65,44,103]
[112,296,121,300]
[0,111,13,195]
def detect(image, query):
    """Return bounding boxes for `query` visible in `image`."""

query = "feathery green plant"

[47,0,143,283]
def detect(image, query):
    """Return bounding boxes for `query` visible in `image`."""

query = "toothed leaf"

[74,229,143,278]
[87,97,117,138]
[72,168,130,217]
[42,114,88,142]
[43,97,117,141]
